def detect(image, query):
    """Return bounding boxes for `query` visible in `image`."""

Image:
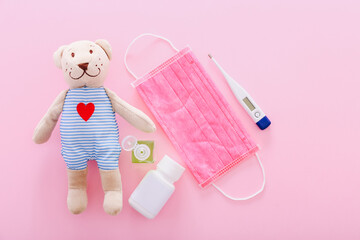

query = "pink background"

[1,0,359,239]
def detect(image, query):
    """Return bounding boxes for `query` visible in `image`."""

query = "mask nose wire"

[124,33,179,79]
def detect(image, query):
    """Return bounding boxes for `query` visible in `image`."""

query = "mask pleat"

[138,70,223,182]
[168,60,238,164]
[184,52,257,151]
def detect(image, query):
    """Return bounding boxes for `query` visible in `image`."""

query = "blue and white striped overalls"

[60,87,121,170]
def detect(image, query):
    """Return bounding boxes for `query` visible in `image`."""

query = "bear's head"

[53,40,112,89]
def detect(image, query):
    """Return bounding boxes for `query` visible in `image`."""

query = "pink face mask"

[125,34,265,200]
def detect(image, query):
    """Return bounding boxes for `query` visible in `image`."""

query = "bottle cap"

[157,155,185,183]
[122,135,137,151]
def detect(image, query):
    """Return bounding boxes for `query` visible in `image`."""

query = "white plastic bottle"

[129,155,185,219]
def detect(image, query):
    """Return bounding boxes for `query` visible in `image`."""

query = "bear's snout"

[78,62,89,71]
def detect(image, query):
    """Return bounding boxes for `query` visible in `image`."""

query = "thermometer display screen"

[243,97,255,111]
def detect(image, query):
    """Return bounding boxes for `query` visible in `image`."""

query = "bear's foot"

[100,169,123,216]
[103,190,123,215]
[67,168,88,214]
[67,189,88,214]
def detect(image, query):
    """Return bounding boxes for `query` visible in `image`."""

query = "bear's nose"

[78,62,89,71]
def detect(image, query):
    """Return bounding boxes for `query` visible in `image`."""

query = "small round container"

[121,135,151,162]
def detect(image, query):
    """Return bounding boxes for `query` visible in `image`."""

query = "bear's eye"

[89,49,93,54]
[71,52,75,58]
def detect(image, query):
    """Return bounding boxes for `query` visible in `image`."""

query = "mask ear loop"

[212,153,265,200]
[124,33,179,79]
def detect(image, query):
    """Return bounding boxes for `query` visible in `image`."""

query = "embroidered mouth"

[69,68,101,80]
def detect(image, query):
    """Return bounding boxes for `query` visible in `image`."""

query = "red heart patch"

[77,103,95,121]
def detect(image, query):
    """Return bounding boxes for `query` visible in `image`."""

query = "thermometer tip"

[208,54,213,59]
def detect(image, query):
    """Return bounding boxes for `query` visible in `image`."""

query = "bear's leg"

[99,169,123,215]
[67,168,88,214]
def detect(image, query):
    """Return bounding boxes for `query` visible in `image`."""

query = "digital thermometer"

[209,54,271,130]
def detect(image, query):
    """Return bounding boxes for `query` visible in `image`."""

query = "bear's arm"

[104,88,156,133]
[33,90,68,144]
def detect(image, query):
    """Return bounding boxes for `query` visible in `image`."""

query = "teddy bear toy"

[33,39,156,215]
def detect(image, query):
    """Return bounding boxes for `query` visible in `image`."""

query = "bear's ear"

[53,45,67,69]
[95,39,112,60]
